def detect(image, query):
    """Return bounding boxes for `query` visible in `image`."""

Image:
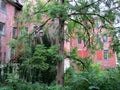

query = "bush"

[64,65,120,90]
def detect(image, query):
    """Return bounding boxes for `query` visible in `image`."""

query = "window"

[4,52,6,61]
[34,25,38,37]
[103,34,107,42]
[0,0,6,12]
[13,27,17,39]
[0,36,1,58]
[25,27,28,33]
[95,19,100,28]
[34,31,37,37]
[14,8,19,17]
[0,51,2,57]
[78,37,81,44]
[84,40,87,45]
[0,22,5,35]
[104,50,108,60]
[96,34,101,43]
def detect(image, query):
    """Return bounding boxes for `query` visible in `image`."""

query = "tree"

[18,0,120,85]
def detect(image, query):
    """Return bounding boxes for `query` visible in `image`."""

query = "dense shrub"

[1,65,120,90]
[64,65,120,90]
[1,45,120,90]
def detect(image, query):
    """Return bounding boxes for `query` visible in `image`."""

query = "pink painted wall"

[64,23,117,69]
[94,50,116,69]
[0,1,21,63]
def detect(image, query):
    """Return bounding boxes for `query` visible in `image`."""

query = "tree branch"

[68,12,112,24]
[79,0,99,11]
[29,18,51,36]
[69,18,88,30]
[29,0,50,17]
[69,18,91,48]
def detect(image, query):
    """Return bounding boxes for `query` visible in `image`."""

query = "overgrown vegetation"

[1,42,120,89]
[0,0,120,89]
[1,36,120,89]
[1,60,120,90]
[18,0,120,85]
[65,65,120,90]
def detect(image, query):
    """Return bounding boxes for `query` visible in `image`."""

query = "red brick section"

[96,50,103,60]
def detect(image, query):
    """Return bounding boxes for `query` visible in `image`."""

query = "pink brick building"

[0,0,22,63]
[64,19,117,69]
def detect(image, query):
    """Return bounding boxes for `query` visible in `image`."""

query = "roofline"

[6,0,23,10]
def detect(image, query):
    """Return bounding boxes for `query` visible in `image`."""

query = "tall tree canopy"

[18,0,120,85]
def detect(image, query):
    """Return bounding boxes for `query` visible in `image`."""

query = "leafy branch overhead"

[12,1,120,85]
[19,0,120,51]
[3,0,120,87]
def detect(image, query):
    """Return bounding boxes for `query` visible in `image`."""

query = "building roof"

[6,0,23,10]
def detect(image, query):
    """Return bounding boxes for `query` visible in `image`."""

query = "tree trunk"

[56,0,65,86]
[56,18,64,85]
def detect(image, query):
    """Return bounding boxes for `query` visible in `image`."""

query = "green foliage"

[31,45,49,70]
[117,53,120,61]
[9,39,18,48]
[6,0,120,88]
[9,31,32,58]
[8,26,58,84]
[48,2,68,20]
[70,47,92,70]
[17,45,59,84]
[0,82,70,90]
[47,46,61,61]
[1,64,120,90]
[70,47,79,59]
[6,73,19,83]
[112,35,120,53]
[0,86,13,90]
[18,0,119,52]
[64,65,120,90]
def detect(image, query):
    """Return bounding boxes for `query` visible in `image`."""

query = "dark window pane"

[96,34,101,43]
[103,35,107,42]
[25,27,28,33]
[96,19,100,28]
[0,36,1,59]
[0,22,5,35]
[14,8,19,17]
[13,27,17,38]
[104,50,108,60]
[1,0,6,12]
[78,38,81,44]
